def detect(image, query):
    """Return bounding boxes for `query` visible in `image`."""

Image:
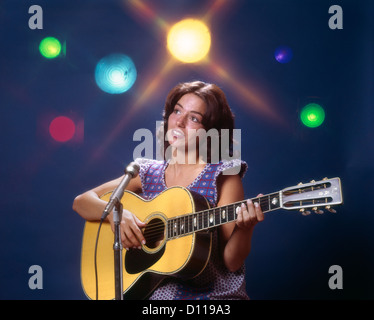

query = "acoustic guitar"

[80,177,343,300]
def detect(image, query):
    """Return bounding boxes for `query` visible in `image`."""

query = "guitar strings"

[139,197,276,242]
[126,186,331,237]
[127,188,335,244]
[132,193,278,239]
[141,198,334,243]
[142,197,274,234]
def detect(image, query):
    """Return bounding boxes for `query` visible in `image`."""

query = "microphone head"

[125,161,140,177]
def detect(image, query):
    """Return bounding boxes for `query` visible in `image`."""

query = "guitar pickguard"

[125,246,166,274]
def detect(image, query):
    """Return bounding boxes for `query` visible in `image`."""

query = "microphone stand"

[101,162,139,301]
[113,200,123,301]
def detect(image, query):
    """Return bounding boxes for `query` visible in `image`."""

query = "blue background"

[0,0,373,300]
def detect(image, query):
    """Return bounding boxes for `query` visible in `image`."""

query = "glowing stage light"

[49,116,76,142]
[95,54,137,94]
[167,19,211,63]
[300,103,325,128]
[274,46,293,63]
[39,37,62,59]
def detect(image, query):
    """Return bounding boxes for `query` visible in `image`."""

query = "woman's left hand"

[236,194,265,230]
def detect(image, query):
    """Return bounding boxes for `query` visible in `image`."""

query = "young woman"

[73,81,264,299]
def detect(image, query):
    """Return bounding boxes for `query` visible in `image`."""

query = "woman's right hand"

[108,209,147,250]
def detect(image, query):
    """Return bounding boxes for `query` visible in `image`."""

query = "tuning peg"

[325,206,337,213]
[297,182,303,186]
[300,208,311,216]
[310,180,316,183]
[323,177,328,180]
[312,207,324,214]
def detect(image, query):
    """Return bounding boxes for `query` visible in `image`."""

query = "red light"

[49,116,76,142]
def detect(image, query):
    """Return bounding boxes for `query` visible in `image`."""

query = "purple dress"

[136,158,250,300]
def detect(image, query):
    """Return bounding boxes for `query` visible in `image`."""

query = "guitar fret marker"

[222,210,226,219]
[209,213,213,224]
[236,206,240,215]
[272,197,278,205]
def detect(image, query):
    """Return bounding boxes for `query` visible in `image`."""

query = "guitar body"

[80,186,212,300]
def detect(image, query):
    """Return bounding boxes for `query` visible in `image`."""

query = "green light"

[39,37,61,59]
[300,103,325,128]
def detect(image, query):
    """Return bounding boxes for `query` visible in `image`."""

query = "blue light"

[274,46,293,63]
[95,54,137,94]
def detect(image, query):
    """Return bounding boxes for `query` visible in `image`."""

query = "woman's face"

[166,93,207,151]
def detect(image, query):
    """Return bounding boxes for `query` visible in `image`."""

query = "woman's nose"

[176,115,186,127]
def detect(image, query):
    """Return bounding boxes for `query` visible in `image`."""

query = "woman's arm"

[72,175,146,249]
[72,175,141,220]
[216,174,264,272]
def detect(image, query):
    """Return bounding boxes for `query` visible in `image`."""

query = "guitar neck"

[167,192,281,240]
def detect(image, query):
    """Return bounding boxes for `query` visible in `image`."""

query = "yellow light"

[167,19,211,63]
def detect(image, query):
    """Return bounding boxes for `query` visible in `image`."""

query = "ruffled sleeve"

[214,159,248,179]
[134,158,167,199]
[134,158,154,183]
[208,159,248,206]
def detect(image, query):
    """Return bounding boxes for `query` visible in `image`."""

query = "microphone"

[101,161,140,221]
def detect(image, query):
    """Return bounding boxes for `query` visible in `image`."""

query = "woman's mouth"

[171,129,184,139]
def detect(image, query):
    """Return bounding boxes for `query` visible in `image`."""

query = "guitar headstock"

[280,177,343,215]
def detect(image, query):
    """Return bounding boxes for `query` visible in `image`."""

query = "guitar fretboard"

[167,192,281,240]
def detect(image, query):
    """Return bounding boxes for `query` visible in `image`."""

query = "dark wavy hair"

[160,81,236,162]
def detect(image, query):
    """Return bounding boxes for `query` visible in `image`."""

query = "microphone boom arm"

[101,162,140,221]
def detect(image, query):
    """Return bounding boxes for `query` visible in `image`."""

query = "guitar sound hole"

[144,218,165,249]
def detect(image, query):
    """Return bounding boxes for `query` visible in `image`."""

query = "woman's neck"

[164,156,207,188]
[168,146,206,166]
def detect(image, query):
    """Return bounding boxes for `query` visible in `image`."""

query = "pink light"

[49,116,76,142]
